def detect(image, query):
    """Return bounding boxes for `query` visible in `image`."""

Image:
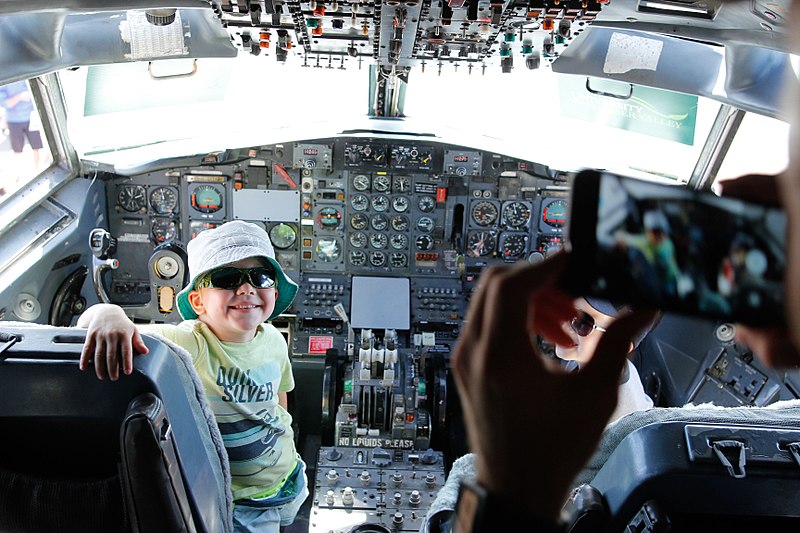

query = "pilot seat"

[0,323,232,533]
[424,401,800,532]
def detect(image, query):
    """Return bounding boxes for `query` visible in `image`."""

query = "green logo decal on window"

[559,76,698,145]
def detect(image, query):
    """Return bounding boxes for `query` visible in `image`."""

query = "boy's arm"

[78,303,149,381]
[279,391,288,410]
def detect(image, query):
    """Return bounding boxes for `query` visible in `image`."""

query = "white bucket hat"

[176,221,298,321]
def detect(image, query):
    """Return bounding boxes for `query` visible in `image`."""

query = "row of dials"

[117,185,179,214]
[312,237,410,268]
[344,144,434,170]
[116,184,229,216]
[467,231,530,258]
[316,208,437,233]
[350,192,436,213]
[351,173,413,194]
[469,199,567,230]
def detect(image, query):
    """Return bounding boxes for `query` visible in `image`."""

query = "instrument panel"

[103,137,569,352]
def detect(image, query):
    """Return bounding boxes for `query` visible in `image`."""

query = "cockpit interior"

[0,0,798,531]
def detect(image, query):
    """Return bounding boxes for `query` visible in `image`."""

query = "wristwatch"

[453,479,564,533]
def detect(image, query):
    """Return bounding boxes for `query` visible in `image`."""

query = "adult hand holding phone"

[452,254,657,521]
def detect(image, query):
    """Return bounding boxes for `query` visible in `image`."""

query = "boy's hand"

[78,304,149,380]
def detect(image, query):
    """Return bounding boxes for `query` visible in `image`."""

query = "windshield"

[60,55,789,182]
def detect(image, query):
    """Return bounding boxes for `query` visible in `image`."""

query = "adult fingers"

[736,325,800,368]
[482,254,568,368]
[718,174,781,207]
[529,284,580,347]
[453,266,506,381]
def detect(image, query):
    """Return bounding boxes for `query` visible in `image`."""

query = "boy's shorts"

[232,457,309,532]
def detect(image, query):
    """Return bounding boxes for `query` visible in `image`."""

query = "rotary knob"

[145,8,177,25]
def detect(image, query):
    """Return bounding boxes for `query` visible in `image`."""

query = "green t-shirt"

[145,320,297,501]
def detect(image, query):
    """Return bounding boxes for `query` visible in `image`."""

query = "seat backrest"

[580,402,800,531]
[0,323,232,533]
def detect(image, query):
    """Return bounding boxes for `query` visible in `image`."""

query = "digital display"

[351,276,411,330]
[303,148,319,155]
[591,173,786,324]
[453,155,469,163]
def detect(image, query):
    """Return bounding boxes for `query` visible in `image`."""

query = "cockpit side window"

[0,79,54,202]
[716,112,790,182]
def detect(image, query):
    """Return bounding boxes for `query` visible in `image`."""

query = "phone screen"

[566,171,786,326]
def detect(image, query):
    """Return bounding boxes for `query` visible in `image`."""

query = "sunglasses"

[198,266,276,290]
[570,312,607,337]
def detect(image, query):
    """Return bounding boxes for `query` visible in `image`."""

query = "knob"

[420,448,438,465]
[326,469,339,483]
[342,487,355,505]
[325,490,335,505]
[326,447,343,461]
[409,490,421,506]
[425,473,437,487]
[393,512,404,525]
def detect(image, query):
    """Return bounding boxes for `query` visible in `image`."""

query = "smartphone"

[563,170,787,326]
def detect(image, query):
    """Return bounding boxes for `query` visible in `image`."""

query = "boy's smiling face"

[187,257,278,342]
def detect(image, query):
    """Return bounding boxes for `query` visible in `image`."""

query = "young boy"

[78,220,307,532]
[555,297,655,424]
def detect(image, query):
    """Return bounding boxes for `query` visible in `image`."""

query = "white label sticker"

[603,33,663,74]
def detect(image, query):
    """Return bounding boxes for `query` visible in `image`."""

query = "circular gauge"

[154,255,179,279]
[369,251,386,267]
[417,216,434,233]
[350,194,369,211]
[471,201,498,226]
[502,201,531,228]
[390,233,408,249]
[500,233,527,258]
[394,176,411,193]
[118,185,147,212]
[371,195,390,212]
[350,231,367,248]
[351,213,369,230]
[353,174,371,191]
[317,207,342,229]
[315,238,341,262]
[392,196,410,213]
[192,185,223,214]
[391,215,409,232]
[542,199,568,228]
[390,252,408,268]
[350,250,367,266]
[373,175,391,192]
[269,223,297,249]
[416,234,434,251]
[467,230,496,257]
[370,233,388,249]
[528,251,545,264]
[418,195,436,213]
[149,186,177,214]
[152,218,177,243]
[371,214,389,231]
